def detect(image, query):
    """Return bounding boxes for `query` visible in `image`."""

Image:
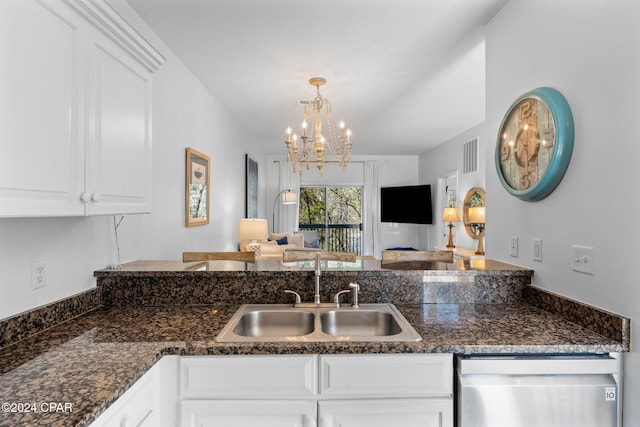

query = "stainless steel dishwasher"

[456,354,622,427]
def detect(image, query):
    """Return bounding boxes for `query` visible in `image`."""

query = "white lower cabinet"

[89,356,178,427]
[89,354,453,427]
[318,399,452,427]
[179,354,453,427]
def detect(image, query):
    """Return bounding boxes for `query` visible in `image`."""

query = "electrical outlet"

[532,239,543,262]
[510,236,519,257]
[572,245,595,275]
[31,259,47,289]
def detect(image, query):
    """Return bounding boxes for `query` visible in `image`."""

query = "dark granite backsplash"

[0,289,101,350]
[523,286,630,345]
[97,268,533,308]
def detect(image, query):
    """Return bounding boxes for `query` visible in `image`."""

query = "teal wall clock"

[495,87,574,202]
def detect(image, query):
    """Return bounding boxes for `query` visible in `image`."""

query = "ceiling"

[126,0,508,156]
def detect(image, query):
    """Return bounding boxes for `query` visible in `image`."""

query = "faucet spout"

[314,252,321,304]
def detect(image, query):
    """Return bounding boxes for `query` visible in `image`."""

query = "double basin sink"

[216,303,422,342]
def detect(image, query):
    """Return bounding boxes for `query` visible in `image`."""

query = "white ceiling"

[126,0,508,156]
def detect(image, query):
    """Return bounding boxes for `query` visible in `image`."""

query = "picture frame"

[245,154,258,218]
[185,147,210,227]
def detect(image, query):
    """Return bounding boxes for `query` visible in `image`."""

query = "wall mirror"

[463,187,485,238]
[185,147,210,227]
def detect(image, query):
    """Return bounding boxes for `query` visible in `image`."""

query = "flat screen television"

[380,184,433,224]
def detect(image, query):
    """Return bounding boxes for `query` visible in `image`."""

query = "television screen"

[380,185,433,224]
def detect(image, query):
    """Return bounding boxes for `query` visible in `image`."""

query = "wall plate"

[572,245,595,275]
[532,239,542,262]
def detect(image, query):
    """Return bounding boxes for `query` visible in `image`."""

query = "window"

[299,186,362,254]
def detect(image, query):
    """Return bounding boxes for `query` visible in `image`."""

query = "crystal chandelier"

[284,77,352,174]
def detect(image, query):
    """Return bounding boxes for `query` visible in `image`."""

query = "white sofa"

[240,232,307,260]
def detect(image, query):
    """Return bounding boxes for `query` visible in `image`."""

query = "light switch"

[532,239,542,262]
[510,236,519,257]
[571,245,595,275]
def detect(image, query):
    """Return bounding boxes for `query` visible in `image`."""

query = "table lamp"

[442,207,460,248]
[237,218,268,256]
[468,206,486,255]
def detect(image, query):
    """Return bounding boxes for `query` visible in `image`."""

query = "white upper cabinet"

[0,0,87,216]
[0,0,164,217]
[85,28,152,215]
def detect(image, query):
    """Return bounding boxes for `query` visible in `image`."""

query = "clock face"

[498,98,555,191]
[495,87,574,201]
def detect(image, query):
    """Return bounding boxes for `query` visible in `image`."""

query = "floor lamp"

[272,189,298,233]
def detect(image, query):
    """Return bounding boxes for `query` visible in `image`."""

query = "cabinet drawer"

[320,354,452,397]
[319,398,453,427]
[181,400,317,427]
[180,355,318,398]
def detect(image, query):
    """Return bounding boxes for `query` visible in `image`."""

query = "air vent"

[463,137,479,174]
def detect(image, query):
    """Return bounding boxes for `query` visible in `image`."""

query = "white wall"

[0,0,249,320]
[486,1,640,424]
[266,155,424,253]
[418,122,487,250]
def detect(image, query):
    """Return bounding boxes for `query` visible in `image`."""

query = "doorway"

[298,186,363,254]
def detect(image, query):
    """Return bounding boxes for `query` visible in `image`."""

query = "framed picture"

[245,154,258,218]
[185,147,210,227]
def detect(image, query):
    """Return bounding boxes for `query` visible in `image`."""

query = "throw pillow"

[304,239,321,249]
[275,236,288,245]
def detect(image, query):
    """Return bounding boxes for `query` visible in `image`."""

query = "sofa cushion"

[269,232,304,248]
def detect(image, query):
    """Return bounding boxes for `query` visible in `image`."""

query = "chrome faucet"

[284,289,301,305]
[349,283,360,308]
[283,251,357,307]
[333,282,360,308]
[333,289,351,307]
[314,252,322,304]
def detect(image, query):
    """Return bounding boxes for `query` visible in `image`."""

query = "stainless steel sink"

[216,303,421,342]
[320,309,402,337]
[232,310,315,337]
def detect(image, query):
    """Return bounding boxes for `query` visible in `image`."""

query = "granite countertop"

[0,260,629,426]
[0,301,626,427]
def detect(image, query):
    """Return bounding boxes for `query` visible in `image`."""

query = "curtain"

[363,161,381,258]
[276,161,300,233]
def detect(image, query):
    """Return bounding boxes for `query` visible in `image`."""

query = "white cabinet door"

[0,0,86,216]
[319,399,453,427]
[0,0,155,217]
[89,364,155,427]
[181,400,317,427]
[85,28,152,215]
[89,356,178,427]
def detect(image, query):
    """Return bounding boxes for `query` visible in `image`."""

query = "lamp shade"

[281,191,298,204]
[468,206,486,224]
[237,218,268,240]
[442,207,460,223]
